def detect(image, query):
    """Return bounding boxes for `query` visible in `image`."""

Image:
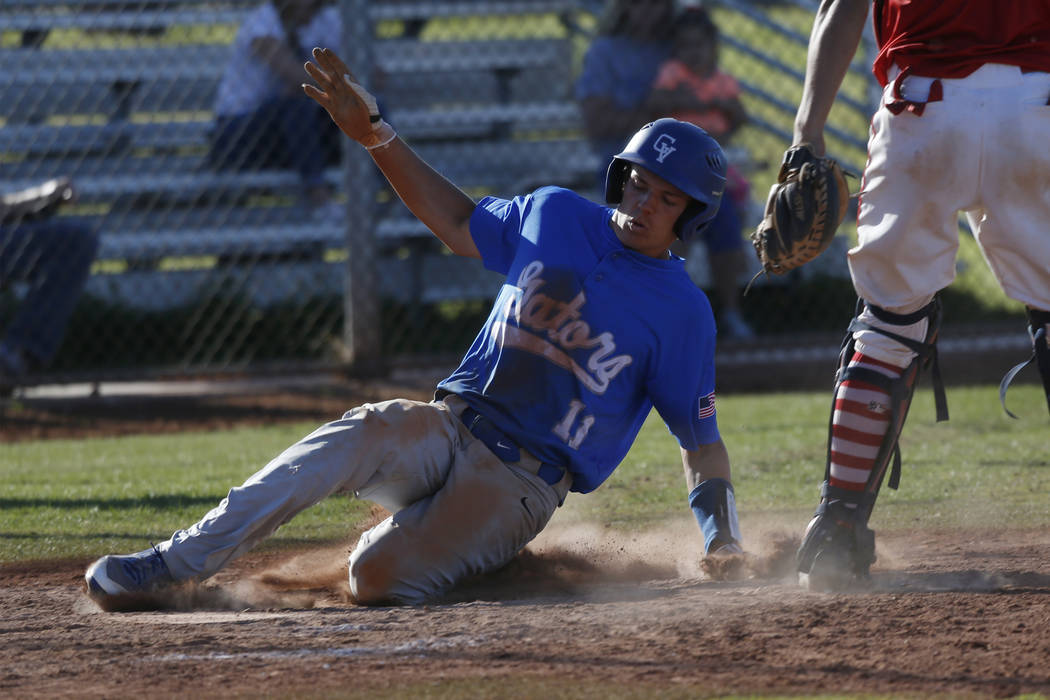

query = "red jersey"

[872,0,1050,86]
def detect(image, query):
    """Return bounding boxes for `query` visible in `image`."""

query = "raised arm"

[303,47,480,258]
[793,0,870,155]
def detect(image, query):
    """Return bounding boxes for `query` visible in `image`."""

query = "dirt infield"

[3,380,1050,698]
[3,527,1050,698]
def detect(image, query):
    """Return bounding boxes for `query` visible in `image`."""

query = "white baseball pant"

[851,63,1050,366]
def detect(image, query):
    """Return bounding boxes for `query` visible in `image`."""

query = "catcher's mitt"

[0,177,75,226]
[750,145,849,275]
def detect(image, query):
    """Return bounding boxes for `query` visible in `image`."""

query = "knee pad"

[999,307,1050,418]
[822,298,948,518]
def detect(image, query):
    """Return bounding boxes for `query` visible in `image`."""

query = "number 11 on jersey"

[553,399,594,450]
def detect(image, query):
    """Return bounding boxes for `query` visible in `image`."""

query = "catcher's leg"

[999,307,1050,417]
[797,298,948,590]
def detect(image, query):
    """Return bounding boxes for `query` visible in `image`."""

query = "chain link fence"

[0,0,1027,389]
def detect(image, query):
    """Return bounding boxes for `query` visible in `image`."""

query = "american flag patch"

[697,391,716,420]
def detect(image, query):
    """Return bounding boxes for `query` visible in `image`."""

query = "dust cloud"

[86,516,803,613]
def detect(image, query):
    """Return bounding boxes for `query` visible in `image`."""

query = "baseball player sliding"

[783,0,1050,591]
[85,47,743,606]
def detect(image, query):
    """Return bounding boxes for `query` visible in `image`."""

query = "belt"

[455,405,570,493]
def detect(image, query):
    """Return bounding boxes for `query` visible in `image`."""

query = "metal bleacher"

[0,0,598,311]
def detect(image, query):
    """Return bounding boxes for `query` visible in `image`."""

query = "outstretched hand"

[303,47,394,149]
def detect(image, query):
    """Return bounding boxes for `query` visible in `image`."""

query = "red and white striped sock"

[828,352,904,495]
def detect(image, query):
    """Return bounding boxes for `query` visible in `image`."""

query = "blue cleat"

[85,545,175,597]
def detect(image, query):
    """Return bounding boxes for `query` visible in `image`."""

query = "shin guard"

[825,298,948,520]
[797,298,947,580]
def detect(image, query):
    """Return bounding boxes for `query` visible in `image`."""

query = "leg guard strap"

[999,307,1050,418]
[848,298,949,423]
[821,479,877,509]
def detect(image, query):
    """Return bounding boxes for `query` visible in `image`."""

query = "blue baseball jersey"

[437,187,720,493]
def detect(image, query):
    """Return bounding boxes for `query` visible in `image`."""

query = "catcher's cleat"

[796,501,875,592]
[85,545,175,597]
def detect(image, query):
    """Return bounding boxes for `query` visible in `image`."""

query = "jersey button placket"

[593,252,619,283]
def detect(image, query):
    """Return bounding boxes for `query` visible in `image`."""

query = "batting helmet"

[605,118,727,241]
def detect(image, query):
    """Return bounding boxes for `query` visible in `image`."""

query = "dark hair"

[597,0,677,39]
[675,7,719,40]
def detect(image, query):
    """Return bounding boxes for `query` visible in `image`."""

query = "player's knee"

[347,548,399,606]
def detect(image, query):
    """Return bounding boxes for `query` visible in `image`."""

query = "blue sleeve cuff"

[688,478,742,554]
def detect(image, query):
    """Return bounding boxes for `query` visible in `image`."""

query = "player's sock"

[689,478,742,554]
[828,352,904,503]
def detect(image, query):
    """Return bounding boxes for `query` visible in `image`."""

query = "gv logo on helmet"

[652,134,677,163]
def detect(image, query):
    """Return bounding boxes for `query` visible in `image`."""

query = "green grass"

[2,384,1047,565]
[564,382,1049,535]
[0,423,375,562]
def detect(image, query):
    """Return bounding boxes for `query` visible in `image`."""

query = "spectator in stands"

[0,178,98,395]
[576,0,755,339]
[649,6,755,339]
[207,0,343,213]
[576,0,677,178]
[649,7,747,147]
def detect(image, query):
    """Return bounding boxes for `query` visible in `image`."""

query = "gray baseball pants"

[157,395,570,604]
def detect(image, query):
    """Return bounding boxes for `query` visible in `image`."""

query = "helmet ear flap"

[604,158,631,204]
[676,201,710,241]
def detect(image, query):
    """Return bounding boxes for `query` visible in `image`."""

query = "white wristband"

[363,120,397,151]
[341,74,395,150]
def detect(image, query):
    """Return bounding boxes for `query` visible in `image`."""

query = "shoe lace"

[122,543,171,587]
